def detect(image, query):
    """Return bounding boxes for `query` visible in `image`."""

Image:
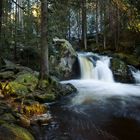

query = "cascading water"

[78,54,94,79]
[49,52,140,140]
[62,52,140,105]
[131,70,140,83]
[78,53,114,82]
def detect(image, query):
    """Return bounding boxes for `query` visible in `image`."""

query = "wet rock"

[111,57,134,83]
[19,115,31,127]
[31,113,52,125]
[60,83,77,95]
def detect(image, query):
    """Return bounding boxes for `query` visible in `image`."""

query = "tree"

[81,0,87,50]
[0,0,3,36]
[39,0,49,81]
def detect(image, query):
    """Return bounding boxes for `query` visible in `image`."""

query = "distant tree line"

[0,0,140,79]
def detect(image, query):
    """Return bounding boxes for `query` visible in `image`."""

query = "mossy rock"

[114,53,140,67]
[0,123,34,140]
[0,71,15,79]
[111,57,134,83]
[39,80,49,88]
[9,82,29,95]
[35,94,56,103]
[15,73,38,91]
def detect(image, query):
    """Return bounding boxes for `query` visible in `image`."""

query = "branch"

[11,0,25,10]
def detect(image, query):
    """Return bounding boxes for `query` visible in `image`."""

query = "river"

[32,53,140,140]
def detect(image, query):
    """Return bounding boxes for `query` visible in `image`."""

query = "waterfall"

[78,54,94,79]
[78,53,114,82]
[129,66,140,83]
[61,52,140,105]
[132,70,140,83]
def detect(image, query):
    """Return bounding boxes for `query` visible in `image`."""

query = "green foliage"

[9,82,28,95]
[15,73,38,91]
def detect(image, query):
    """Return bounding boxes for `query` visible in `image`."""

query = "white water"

[131,70,140,83]
[78,54,94,79]
[62,53,140,105]
[94,56,114,82]
[78,53,114,82]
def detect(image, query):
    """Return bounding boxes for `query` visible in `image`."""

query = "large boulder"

[111,57,134,83]
[50,38,77,79]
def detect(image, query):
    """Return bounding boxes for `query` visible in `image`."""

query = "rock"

[15,66,33,73]
[111,57,134,83]
[19,115,31,127]
[9,81,29,95]
[0,71,15,79]
[59,83,77,95]
[0,59,33,75]
[15,73,38,91]
[31,113,52,125]
[35,94,56,103]
[50,38,77,79]
[0,123,34,140]
[53,38,77,57]
[114,53,140,68]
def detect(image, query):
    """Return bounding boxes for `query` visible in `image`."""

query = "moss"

[115,53,140,67]
[0,123,35,140]
[9,82,28,95]
[15,73,38,91]
[35,94,56,103]
[40,80,49,88]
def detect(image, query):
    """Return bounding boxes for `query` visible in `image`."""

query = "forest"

[0,0,140,140]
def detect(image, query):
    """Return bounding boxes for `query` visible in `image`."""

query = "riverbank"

[0,59,76,140]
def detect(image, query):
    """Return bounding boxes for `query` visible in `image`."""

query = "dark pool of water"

[32,94,140,140]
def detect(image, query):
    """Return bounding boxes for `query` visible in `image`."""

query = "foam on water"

[62,53,140,105]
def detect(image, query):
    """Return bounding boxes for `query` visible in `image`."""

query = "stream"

[33,53,140,140]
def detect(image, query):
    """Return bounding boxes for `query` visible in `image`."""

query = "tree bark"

[81,0,87,50]
[95,0,99,47]
[40,0,49,81]
[0,0,3,36]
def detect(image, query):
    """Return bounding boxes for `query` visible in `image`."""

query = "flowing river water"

[33,53,140,140]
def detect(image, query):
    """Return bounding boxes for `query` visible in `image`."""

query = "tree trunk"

[95,0,99,47]
[14,0,18,61]
[103,0,107,49]
[77,8,81,40]
[40,0,49,81]
[0,0,3,36]
[81,0,87,50]
[68,10,71,41]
